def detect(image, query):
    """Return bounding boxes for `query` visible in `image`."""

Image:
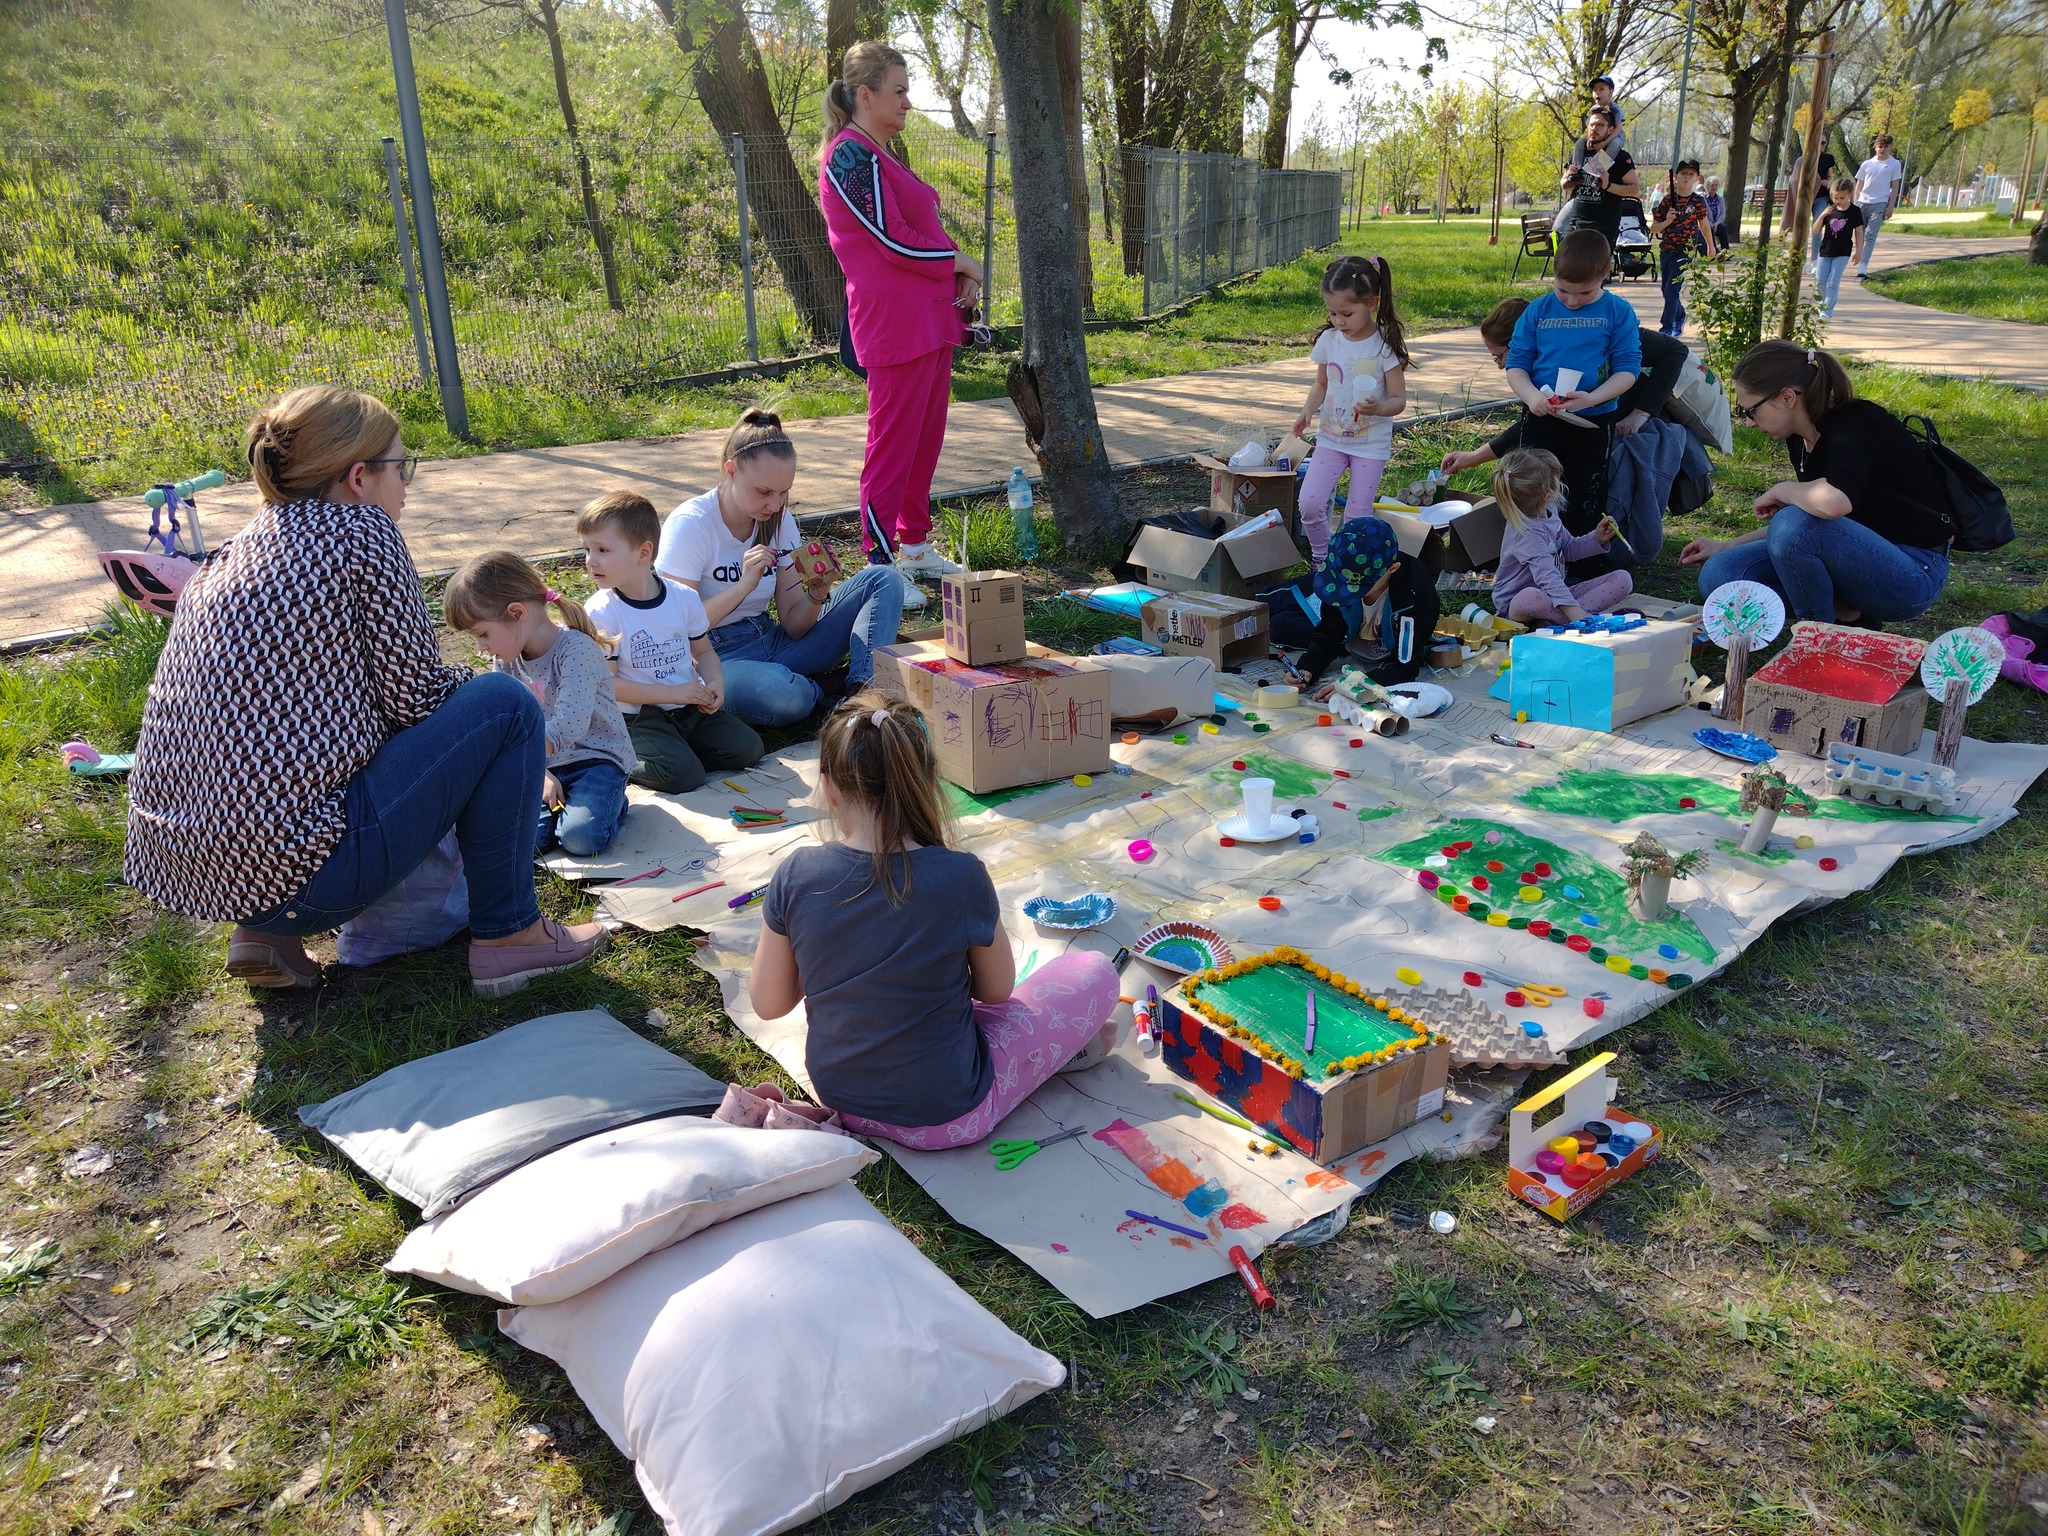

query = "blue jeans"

[1854,201,1888,272]
[237,672,546,941]
[1816,255,1851,316]
[1658,252,1689,335]
[712,562,906,727]
[539,759,627,857]
[1696,508,1947,624]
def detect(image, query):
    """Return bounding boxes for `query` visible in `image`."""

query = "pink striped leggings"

[838,951,1120,1150]
[1298,446,1387,564]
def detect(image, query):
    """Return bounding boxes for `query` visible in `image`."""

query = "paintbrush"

[1303,987,1317,1056]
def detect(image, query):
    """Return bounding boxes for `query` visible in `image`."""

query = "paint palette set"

[1503,1052,1661,1221]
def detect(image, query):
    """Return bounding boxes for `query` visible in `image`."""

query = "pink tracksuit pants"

[860,345,954,554]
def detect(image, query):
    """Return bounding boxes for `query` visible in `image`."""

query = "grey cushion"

[298,1009,725,1217]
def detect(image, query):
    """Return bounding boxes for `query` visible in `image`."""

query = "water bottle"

[1007,467,1039,562]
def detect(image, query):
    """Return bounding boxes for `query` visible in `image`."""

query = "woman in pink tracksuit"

[819,42,982,579]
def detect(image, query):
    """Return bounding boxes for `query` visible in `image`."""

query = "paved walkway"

[7,233,2040,645]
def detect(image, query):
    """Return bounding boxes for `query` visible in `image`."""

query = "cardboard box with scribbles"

[871,638,1112,794]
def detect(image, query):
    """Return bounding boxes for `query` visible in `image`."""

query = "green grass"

[1883,211,2032,238]
[1869,253,2048,326]
[1,368,2046,1532]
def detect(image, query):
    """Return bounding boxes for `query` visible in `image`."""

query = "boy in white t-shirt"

[1852,134,1904,279]
[579,492,763,794]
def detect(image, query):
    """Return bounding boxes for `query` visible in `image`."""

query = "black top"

[1489,326,1682,455]
[1566,140,1637,236]
[1296,562,1440,687]
[1813,202,1864,258]
[1788,398,1951,550]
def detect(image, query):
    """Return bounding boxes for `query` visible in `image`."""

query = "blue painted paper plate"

[1023,893,1117,931]
[1693,727,1777,764]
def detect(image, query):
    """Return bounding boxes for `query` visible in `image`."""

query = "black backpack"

[1902,414,2014,553]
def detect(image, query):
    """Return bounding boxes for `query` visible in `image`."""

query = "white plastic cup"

[1241,777,1276,836]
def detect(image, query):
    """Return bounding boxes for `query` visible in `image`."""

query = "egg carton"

[1822,742,1960,815]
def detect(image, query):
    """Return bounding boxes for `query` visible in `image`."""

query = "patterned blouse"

[124,498,469,921]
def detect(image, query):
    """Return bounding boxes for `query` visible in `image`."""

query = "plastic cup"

[1240,777,1275,836]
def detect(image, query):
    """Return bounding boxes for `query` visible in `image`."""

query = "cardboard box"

[1393,495,1508,571]
[1488,616,1694,731]
[1140,592,1271,671]
[1124,512,1301,600]
[1503,1053,1663,1222]
[870,638,1111,794]
[1157,987,1451,1164]
[940,570,1027,665]
[1740,621,1930,759]
[1193,433,1309,531]
[1376,508,1445,576]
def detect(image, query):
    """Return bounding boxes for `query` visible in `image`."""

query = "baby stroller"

[1612,200,1653,279]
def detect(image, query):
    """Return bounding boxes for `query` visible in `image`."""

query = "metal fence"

[0,127,1339,475]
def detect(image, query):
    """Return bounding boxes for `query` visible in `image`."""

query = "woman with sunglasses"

[125,385,607,995]
[1678,342,1952,625]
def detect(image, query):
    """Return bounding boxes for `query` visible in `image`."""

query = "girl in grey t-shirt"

[748,693,1118,1147]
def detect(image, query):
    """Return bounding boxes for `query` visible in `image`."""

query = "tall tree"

[651,0,844,340]
[983,0,1120,548]
[1471,0,1674,142]
[826,0,886,81]
[1690,0,1849,243]
[1053,4,1097,310]
[904,0,986,138]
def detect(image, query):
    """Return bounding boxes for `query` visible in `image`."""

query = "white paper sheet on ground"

[542,756,823,882]
[595,647,2048,1313]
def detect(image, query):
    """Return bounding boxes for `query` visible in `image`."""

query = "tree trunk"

[1262,0,1299,171]
[1101,0,1148,275]
[825,0,885,85]
[657,0,844,342]
[1053,5,1096,313]
[914,7,982,140]
[535,0,623,311]
[1723,83,1763,245]
[983,0,1120,551]
[2031,213,2047,265]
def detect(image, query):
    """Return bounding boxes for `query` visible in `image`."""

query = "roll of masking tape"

[1252,685,1299,710]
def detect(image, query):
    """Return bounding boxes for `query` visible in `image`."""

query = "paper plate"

[1134,923,1234,976]
[1693,727,1778,764]
[1217,809,1302,843]
[1022,893,1117,931]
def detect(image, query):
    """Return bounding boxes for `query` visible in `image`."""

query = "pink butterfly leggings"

[837,951,1120,1150]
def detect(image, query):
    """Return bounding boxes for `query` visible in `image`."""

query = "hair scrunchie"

[544,587,561,603]
[871,707,890,728]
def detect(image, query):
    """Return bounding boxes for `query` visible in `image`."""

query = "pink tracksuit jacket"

[820,127,964,368]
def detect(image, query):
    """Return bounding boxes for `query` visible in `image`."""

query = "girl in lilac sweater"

[1491,449,1633,625]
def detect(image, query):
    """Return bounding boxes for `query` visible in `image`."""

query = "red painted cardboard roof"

[1751,622,1929,705]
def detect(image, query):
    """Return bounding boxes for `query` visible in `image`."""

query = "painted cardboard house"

[1740,622,1930,758]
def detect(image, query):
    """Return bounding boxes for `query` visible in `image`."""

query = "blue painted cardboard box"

[1489,616,1694,732]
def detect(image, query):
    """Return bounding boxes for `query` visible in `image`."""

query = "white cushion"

[500,1182,1064,1536]
[297,1008,725,1217]
[386,1116,876,1305]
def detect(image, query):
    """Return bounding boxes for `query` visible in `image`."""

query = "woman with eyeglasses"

[125,385,607,995]
[1678,341,1952,625]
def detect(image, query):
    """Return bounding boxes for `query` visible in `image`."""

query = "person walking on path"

[1852,135,1906,280]
[1650,159,1717,336]
[1680,342,1952,624]
[819,41,982,584]
[124,385,606,996]
[1552,107,1639,248]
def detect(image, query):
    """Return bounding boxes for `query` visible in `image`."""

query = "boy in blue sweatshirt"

[1497,228,1640,556]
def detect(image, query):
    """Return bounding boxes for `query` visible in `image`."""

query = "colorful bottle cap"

[1795,834,1815,849]
[1519,870,1538,884]
[1576,1151,1606,1172]
[1581,912,1601,927]
[1438,886,1457,903]
[1317,713,1333,726]
[1173,732,1188,744]
[1128,839,1155,862]
[1562,884,1583,900]
[1549,928,1569,944]
[1588,946,1608,962]
[1484,830,1503,844]
[1528,919,1552,937]
[1605,954,1631,974]
[1232,759,1247,771]
[1647,968,1667,984]
[1547,1134,1580,1156]
[1333,802,1347,810]
[1582,997,1604,1018]
[1534,862,1553,877]
[1580,1121,1612,1142]
[1504,990,1526,1007]
[1488,911,1510,926]
[1560,1162,1595,1188]
[1253,723,1272,733]
[1395,966,1422,985]
[1535,1149,1567,1175]
[1679,796,1697,809]
[1219,836,1236,847]
[1242,712,1259,722]
[1508,916,1530,930]
[1350,738,1364,748]
[1485,859,1505,873]
[1201,722,1221,734]
[1628,963,1649,980]
[1667,973,1693,988]
[1258,895,1282,911]
[1455,841,1473,852]
[1452,895,1471,912]
[1566,934,1592,953]
[1418,870,1441,889]
[1608,1132,1638,1156]
[1657,943,1679,960]
[1073,773,1092,786]
[1819,857,1838,871]
[1467,902,1490,918]
[1521,1020,1544,1038]
[1463,971,1483,986]
[1471,874,1490,891]
[1122,731,1141,745]
[1518,885,1541,902]
[1424,852,1449,868]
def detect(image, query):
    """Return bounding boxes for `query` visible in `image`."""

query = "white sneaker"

[896,542,964,575]
[894,569,928,609]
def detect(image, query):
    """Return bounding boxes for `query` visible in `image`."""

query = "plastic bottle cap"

[1566,935,1592,953]
[1484,830,1503,844]
[1128,840,1155,862]
[1395,966,1422,985]
[1471,875,1490,891]
[1535,1150,1567,1174]
[1258,895,1282,911]
[1122,732,1141,745]
[1452,895,1471,912]
[1679,797,1698,808]
[1488,911,1510,926]
[1074,774,1092,786]
[1795,834,1815,848]
[1560,1163,1595,1188]
[1253,723,1272,733]
[1528,920,1552,937]
[1562,884,1583,900]
[1605,954,1631,973]
[1349,738,1364,748]
[1486,859,1505,872]
[1219,836,1236,847]
[1658,943,1679,959]
[1418,870,1441,890]
[1317,713,1333,726]
[1581,913,1601,927]
[1518,886,1541,902]
[1535,862,1553,877]
[1521,1020,1544,1038]
[1232,760,1247,771]
[1582,997,1605,1017]
[1504,990,1526,1006]
[1463,971,1482,986]
[1819,857,1838,871]
[1202,723,1221,734]
[1173,733,1188,744]
[1428,1210,1457,1235]
[1547,1134,1580,1156]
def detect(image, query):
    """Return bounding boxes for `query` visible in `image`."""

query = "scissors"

[988,1126,1086,1170]
[1513,982,1569,1008]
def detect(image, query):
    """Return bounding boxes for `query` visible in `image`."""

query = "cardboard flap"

[1376,510,1446,574]
[1127,525,1221,582]
[1192,452,1294,480]
[1219,526,1304,579]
